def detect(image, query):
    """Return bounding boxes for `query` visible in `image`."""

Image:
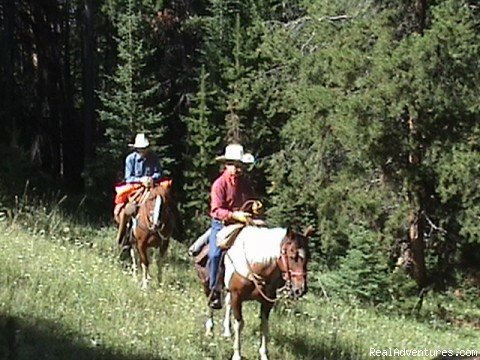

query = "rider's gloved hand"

[252,200,263,215]
[140,176,153,188]
[230,211,251,223]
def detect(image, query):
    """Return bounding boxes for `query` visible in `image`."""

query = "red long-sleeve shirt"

[210,170,255,221]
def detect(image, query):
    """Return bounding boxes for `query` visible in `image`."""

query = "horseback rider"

[207,143,257,309]
[114,133,163,250]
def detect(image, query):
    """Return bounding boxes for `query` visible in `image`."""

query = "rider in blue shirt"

[115,133,163,250]
[124,133,163,185]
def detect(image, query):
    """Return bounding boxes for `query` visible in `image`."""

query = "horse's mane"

[241,227,286,261]
[137,184,174,225]
[148,184,171,201]
[281,228,311,260]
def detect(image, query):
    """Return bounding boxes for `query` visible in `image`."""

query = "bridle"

[244,236,308,303]
[278,240,308,287]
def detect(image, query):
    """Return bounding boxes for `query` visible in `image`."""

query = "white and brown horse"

[202,225,312,360]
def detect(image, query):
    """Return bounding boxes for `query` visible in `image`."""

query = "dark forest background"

[1,0,479,306]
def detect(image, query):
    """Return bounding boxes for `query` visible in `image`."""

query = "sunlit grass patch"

[0,224,478,360]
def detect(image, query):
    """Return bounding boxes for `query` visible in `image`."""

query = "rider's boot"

[210,268,224,310]
[116,201,137,245]
[115,211,128,245]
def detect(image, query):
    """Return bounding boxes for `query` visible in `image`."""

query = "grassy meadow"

[0,221,478,360]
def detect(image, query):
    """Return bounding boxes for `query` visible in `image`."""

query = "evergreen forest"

[1,0,479,313]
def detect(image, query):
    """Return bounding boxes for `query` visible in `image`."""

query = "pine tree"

[197,0,300,196]
[181,66,220,238]
[93,0,169,196]
[266,0,480,291]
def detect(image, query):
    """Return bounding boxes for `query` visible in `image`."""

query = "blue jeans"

[208,219,224,290]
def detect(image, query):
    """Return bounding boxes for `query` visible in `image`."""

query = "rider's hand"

[140,176,153,188]
[230,211,251,223]
[252,200,263,215]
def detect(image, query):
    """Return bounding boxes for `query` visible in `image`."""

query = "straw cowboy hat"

[129,133,150,148]
[215,144,255,164]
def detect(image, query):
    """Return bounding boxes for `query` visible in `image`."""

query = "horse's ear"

[286,225,294,238]
[303,225,315,238]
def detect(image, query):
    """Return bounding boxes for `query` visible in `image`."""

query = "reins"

[236,235,308,303]
[251,273,278,303]
[237,237,291,304]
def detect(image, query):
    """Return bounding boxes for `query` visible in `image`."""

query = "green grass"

[0,223,478,360]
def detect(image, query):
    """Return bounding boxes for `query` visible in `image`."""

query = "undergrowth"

[0,190,478,360]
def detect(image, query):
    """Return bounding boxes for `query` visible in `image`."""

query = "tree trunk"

[415,0,427,34]
[62,0,83,190]
[403,0,429,289]
[407,113,427,288]
[32,3,62,176]
[82,0,95,184]
[2,0,16,146]
[408,194,427,287]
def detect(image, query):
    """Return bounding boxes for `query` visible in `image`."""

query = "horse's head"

[278,226,313,299]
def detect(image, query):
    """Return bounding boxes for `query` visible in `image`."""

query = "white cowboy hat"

[129,133,150,148]
[215,144,255,164]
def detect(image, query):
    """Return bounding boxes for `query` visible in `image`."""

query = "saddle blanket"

[216,224,244,250]
[113,178,173,204]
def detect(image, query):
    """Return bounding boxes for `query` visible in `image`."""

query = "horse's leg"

[130,246,138,277]
[137,242,150,290]
[205,307,214,337]
[222,291,232,338]
[259,301,274,360]
[141,264,149,289]
[231,292,244,360]
[155,246,165,284]
[144,249,153,282]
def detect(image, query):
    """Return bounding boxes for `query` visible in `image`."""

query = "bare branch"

[317,15,352,22]
[283,15,312,30]
[300,31,316,54]
[424,213,447,234]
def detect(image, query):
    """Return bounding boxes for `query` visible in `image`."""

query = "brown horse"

[126,181,175,289]
[199,224,313,360]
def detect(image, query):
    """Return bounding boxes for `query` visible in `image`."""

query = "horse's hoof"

[231,353,241,360]
[222,331,231,338]
[205,330,213,337]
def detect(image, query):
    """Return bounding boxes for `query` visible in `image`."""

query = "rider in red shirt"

[208,144,256,309]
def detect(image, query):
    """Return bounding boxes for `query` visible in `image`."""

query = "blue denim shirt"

[124,151,162,183]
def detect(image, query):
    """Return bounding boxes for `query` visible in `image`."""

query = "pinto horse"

[202,224,313,360]
[127,181,175,289]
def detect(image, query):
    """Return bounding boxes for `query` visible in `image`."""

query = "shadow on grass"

[0,315,169,360]
[274,331,364,360]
